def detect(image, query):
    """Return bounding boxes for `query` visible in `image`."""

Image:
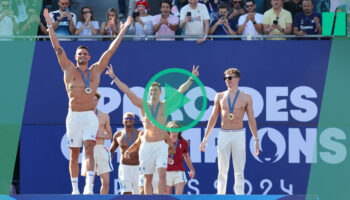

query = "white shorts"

[139,141,168,175]
[166,171,187,187]
[66,109,98,148]
[81,144,113,176]
[138,171,159,193]
[118,164,140,194]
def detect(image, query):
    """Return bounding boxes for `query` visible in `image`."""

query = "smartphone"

[132,12,140,19]
[218,14,225,19]
[65,8,69,12]
[186,12,191,17]
[273,20,278,25]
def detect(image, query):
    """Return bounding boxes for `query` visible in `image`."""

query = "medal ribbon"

[125,129,135,147]
[76,67,90,90]
[228,90,240,116]
[150,102,160,119]
[170,139,179,159]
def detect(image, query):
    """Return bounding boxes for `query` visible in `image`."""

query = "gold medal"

[228,113,234,120]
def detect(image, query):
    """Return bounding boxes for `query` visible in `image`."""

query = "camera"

[273,20,278,25]
[132,12,140,20]
[186,12,191,17]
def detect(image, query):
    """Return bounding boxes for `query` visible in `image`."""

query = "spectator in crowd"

[227,0,245,31]
[293,0,322,37]
[208,3,236,40]
[13,0,28,24]
[0,0,18,40]
[49,0,76,38]
[153,0,179,41]
[237,0,263,40]
[129,0,153,41]
[75,6,99,41]
[283,0,303,18]
[263,0,292,40]
[100,8,120,41]
[202,0,219,23]
[179,0,210,44]
[20,6,47,36]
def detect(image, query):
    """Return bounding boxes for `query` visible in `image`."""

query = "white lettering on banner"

[184,86,216,121]
[280,179,293,195]
[260,179,272,195]
[97,87,121,114]
[98,86,319,122]
[182,128,202,163]
[244,179,253,195]
[266,87,289,121]
[289,128,317,163]
[320,128,347,164]
[239,87,264,120]
[114,179,122,194]
[250,128,286,163]
[187,179,200,194]
[290,86,318,122]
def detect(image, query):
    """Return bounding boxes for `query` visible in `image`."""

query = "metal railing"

[0,34,342,40]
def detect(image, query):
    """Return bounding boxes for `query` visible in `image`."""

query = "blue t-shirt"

[293,12,322,35]
[210,18,237,40]
[50,10,76,36]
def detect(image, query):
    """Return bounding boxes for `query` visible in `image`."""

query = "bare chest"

[64,67,100,89]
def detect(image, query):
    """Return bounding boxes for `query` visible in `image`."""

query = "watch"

[253,21,257,25]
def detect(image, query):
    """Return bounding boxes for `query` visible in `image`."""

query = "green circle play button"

[143,68,207,132]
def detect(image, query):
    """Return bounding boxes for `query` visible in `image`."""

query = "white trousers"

[217,129,246,195]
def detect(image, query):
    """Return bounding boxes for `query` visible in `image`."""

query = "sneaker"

[83,185,93,195]
[72,190,80,195]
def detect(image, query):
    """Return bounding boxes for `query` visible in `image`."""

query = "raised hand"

[105,64,116,79]
[43,8,53,26]
[192,65,199,77]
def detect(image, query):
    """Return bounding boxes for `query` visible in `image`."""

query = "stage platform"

[5,195,318,200]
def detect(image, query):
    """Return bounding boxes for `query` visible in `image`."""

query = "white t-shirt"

[0,16,16,40]
[76,21,100,41]
[129,15,154,41]
[152,14,179,41]
[238,13,263,40]
[180,3,210,37]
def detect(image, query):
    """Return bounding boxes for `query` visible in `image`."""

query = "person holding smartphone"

[100,8,120,40]
[49,0,76,39]
[152,0,179,41]
[129,0,154,41]
[263,0,292,40]
[209,3,237,40]
[237,0,263,40]
[179,0,210,44]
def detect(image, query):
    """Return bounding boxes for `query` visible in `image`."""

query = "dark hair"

[245,0,255,5]
[106,8,118,21]
[80,6,95,22]
[218,3,230,11]
[76,45,90,53]
[95,92,101,99]
[160,0,172,9]
[224,68,240,78]
[229,0,243,8]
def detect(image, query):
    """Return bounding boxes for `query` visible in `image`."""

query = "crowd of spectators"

[0,0,349,41]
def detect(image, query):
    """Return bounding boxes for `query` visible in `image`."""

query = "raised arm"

[109,132,121,159]
[178,65,199,94]
[106,65,143,108]
[97,17,132,74]
[246,95,259,156]
[200,93,221,152]
[44,8,70,71]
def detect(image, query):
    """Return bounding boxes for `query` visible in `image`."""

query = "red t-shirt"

[167,139,188,171]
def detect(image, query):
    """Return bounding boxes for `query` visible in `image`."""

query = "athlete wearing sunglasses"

[201,68,259,195]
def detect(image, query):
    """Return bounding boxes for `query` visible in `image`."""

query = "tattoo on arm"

[58,47,62,55]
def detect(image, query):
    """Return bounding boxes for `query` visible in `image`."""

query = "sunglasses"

[61,2,69,6]
[124,117,134,121]
[224,76,238,81]
[246,5,254,8]
[83,11,91,14]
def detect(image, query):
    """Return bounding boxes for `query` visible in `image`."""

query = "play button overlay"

[164,83,191,117]
[143,68,207,132]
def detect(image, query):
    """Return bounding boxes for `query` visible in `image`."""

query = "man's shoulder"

[239,90,252,101]
[264,8,274,15]
[114,131,123,138]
